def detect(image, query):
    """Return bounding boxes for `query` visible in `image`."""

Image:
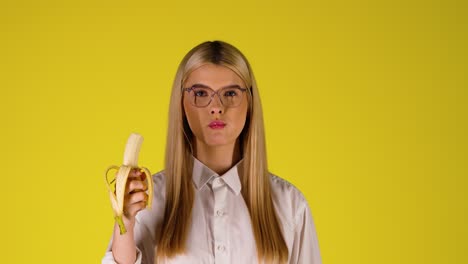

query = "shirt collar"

[192,155,243,195]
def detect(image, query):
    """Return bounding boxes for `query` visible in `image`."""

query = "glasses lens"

[220,87,243,107]
[191,87,211,107]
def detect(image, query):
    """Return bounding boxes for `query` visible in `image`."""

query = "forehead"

[184,63,246,89]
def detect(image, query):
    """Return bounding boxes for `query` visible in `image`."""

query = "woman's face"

[183,63,249,150]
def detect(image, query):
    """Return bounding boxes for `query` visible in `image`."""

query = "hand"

[122,168,149,223]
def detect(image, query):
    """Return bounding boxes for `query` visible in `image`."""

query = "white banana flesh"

[105,133,154,234]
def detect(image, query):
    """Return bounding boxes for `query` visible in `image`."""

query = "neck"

[194,140,242,175]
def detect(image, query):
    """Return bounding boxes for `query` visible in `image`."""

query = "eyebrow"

[190,83,243,89]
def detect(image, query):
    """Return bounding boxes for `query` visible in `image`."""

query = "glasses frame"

[183,85,248,108]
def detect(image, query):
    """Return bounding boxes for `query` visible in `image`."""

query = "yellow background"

[1,0,466,263]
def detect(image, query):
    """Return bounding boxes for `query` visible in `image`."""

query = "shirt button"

[217,245,226,252]
[216,210,224,216]
[213,178,224,187]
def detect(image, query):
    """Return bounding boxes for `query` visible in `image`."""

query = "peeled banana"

[105,133,154,234]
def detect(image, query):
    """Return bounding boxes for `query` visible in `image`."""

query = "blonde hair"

[156,41,288,263]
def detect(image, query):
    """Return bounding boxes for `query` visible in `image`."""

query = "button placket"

[212,177,229,261]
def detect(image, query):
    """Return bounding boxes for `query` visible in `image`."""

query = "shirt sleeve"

[290,202,322,264]
[101,217,154,264]
[101,247,143,264]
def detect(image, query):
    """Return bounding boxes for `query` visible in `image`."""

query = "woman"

[102,41,321,264]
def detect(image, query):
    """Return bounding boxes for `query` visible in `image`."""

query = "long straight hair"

[156,41,288,263]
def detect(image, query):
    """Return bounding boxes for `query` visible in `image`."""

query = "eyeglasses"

[183,85,248,108]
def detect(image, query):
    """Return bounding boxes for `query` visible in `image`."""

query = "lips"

[209,120,226,129]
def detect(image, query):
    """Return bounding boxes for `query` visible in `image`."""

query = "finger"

[126,191,148,205]
[124,201,147,218]
[126,180,148,196]
[130,168,142,178]
[140,172,146,181]
[128,180,147,193]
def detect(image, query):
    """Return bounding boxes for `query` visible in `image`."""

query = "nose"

[209,94,224,114]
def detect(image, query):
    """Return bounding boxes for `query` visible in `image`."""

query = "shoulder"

[151,170,166,186]
[149,170,167,201]
[269,173,307,205]
[268,173,309,230]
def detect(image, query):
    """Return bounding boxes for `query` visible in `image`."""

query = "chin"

[205,140,231,147]
[203,136,234,147]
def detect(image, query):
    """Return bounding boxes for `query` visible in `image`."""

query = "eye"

[223,89,238,97]
[193,89,209,97]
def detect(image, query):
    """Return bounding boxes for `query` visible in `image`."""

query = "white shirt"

[102,157,321,264]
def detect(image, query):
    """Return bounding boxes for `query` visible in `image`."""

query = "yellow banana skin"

[105,133,154,235]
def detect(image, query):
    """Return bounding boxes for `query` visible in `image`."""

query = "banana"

[105,133,154,234]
